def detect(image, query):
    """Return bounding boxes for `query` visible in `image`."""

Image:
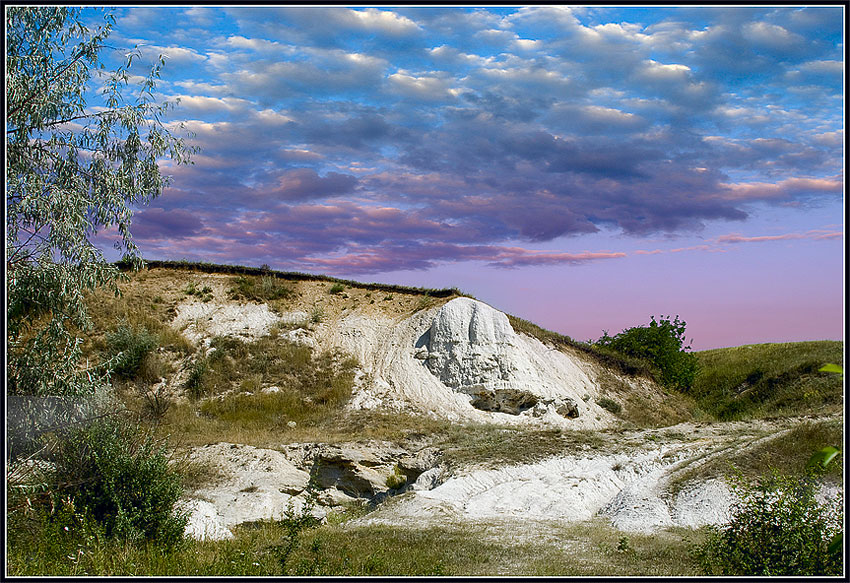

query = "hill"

[8,260,843,576]
[692,340,844,420]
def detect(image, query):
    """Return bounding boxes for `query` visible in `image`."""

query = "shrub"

[596,397,622,415]
[49,417,187,545]
[184,359,209,399]
[230,275,293,302]
[329,283,345,295]
[386,466,407,490]
[596,315,698,391]
[105,321,158,379]
[691,470,843,575]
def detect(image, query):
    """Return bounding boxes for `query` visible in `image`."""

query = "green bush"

[596,315,698,391]
[230,275,292,302]
[385,466,407,490]
[105,321,158,379]
[691,471,843,575]
[596,397,622,415]
[328,283,345,295]
[50,418,187,545]
[185,358,210,399]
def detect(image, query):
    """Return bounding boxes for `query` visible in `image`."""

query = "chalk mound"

[327,297,613,427]
[416,298,595,420]
[422,297,525,392]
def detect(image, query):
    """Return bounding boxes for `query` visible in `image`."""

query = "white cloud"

[137,44,207,65]
[348,7,421,35]
[513,38,542,51]
[225,36,284,53]
[175,95,254,114]
[743,21,805,50]
[387,72,456,101]
[638,59,691,82]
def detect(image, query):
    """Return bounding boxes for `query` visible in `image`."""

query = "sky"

[81,4,844,350]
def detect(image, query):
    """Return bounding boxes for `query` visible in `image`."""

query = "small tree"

[596,315,698,391]
[6,7,194,406]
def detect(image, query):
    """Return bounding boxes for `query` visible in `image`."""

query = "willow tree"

[6,7,194,406]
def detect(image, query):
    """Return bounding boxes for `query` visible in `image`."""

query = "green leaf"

[806,446,840,470]
[818,363,844,374]
[828,532,843,556]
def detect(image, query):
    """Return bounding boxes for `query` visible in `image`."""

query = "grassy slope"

[692,341,844,420]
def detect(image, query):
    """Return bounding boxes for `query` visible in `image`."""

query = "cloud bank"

[102,5,843,275]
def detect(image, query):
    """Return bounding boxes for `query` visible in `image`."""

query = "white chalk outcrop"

[173,301,282,343]
[353,444,735,532]
[322,297,613,428]
[178,443,313,541]
[421,298,597,420]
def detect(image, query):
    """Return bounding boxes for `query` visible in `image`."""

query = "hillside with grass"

[8,261,844,577]
[692,341,843,420]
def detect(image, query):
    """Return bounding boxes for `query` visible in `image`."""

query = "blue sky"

[83,4,844,349]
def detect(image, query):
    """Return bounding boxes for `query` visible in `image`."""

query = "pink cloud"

[716,229,843,244]
[489,248,627,267]
[718,176,844,201]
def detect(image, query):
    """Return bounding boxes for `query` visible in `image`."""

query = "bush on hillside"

[691,469,843,576]
[105,321,158,379]
[596,315,698,391]
[229,275,293,302]
[49,417,186,545]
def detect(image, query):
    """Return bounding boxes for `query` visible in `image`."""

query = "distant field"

[692,340,844,420]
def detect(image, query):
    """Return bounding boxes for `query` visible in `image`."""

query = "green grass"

[6,512,705,576]
[160,334,359,444]
[434,424,609,469]
[128,259,467,299]
[691,341,844,420]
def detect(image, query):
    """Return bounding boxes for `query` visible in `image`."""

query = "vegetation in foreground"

[692,472,843,575]
[7,503,704,577]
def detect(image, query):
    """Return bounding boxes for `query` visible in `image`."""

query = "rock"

[411,466,446,491]
[669,478,733,528]
[278,441,442,500]
[529,399,577,418]
[307,442,407,498]
[283,328,316,347]
[179,499,233,541]
[419,298,595,421]
[555,398,579,418]
[423,298,518,391]
[397,447,442,475]
[178,443,314,538]
[470,387,539,415]
[174,301,282,342]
